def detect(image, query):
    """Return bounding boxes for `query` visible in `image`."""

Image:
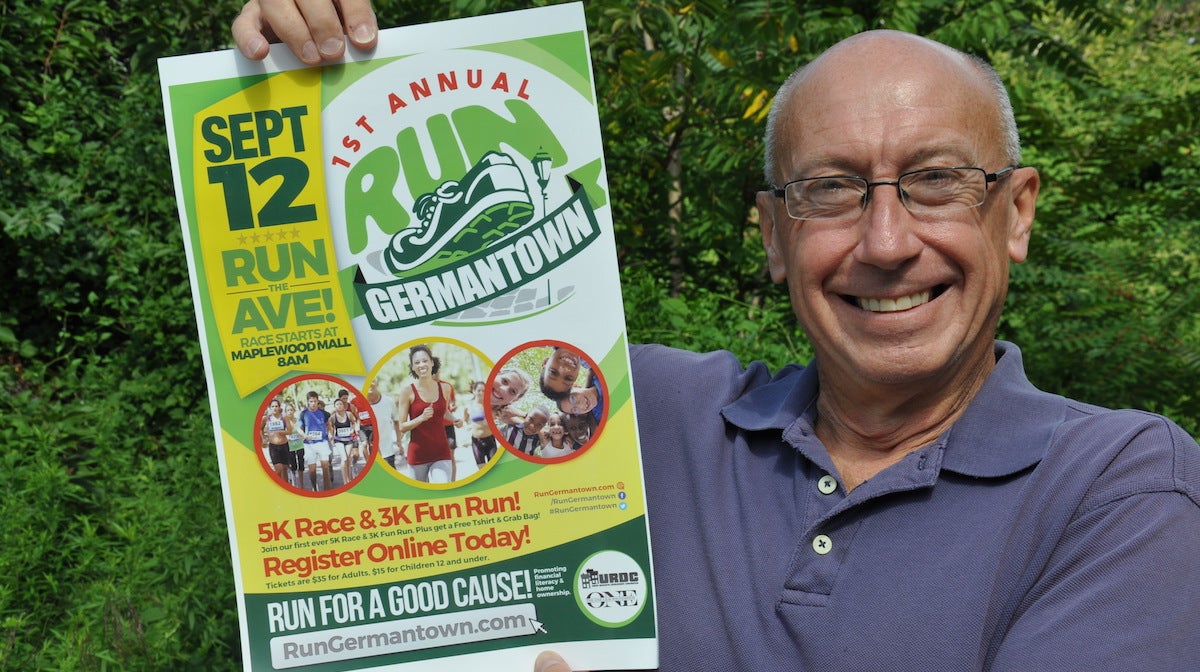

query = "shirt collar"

[721,341,1063,478]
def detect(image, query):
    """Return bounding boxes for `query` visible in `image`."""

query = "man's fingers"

[253,0,326,64]
[293,0,350,61]
[231,0,274,60]
[232,0,378,64]
[337,0,378,49]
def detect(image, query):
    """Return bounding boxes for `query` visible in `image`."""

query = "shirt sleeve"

[988,420,1200,671]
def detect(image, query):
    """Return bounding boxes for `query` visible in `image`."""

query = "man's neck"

[814,354,993,491]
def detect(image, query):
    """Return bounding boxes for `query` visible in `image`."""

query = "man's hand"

[232,0,378,63]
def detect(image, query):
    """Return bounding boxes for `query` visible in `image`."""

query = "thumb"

[534,651,574,672]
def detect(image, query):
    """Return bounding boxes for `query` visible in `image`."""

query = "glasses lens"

[788,177,866,220]
[900,168,986,213]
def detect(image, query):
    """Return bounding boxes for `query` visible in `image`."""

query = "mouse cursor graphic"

[530,618,547,634]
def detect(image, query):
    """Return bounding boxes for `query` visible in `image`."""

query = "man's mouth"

[852,286,944,313]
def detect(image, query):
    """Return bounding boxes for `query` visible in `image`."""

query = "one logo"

[574,550,649,628]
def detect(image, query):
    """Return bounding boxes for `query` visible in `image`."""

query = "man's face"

[307,397,319,410]
[758,35,1038,391]
[541,349,581,396]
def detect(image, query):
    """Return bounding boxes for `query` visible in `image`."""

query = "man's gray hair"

[762,44,1022,187]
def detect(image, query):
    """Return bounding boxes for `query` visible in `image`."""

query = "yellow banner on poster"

[191,70,363,396]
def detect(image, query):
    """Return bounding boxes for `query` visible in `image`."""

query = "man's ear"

[1007,167,1039,263]
[756,190,787,283]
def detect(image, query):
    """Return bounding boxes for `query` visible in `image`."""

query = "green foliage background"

[1,0,1196,668]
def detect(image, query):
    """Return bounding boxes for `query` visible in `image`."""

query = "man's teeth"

[857,290,931,313]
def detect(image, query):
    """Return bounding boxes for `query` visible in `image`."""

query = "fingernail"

[320,37,345,58]
[246,35,268,58]
[353,23,377,45]
[300,41,319,64]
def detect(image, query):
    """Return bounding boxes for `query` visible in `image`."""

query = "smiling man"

[754,32,1040,490]
[234,6,1200,671]
[623,30,1200,672]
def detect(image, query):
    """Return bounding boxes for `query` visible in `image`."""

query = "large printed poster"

[158,4,656,670]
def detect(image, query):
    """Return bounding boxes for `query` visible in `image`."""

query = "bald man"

[234,8,1200,671]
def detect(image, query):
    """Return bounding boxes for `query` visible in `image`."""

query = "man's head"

[756,30,1039,393]
[306,391,320,409]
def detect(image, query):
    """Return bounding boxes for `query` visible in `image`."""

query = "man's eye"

[811,178,857,192]
[909,170,960,186]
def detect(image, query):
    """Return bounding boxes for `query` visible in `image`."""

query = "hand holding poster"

[159,4,656,670]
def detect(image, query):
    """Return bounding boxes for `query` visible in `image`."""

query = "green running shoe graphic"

[384,151,535,274]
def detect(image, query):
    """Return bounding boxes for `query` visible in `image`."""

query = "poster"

[158,4,656,670]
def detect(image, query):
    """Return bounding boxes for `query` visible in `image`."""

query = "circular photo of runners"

[367,338,497,488]
[489,341,605,463]
[254,374,378,497]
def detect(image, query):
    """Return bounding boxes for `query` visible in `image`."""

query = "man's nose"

[853,183,923,269]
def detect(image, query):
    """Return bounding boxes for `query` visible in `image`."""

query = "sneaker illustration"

[384,151,536,273]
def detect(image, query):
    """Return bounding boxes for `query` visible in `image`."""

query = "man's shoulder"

[628,343,806,409]
[1056,402,1200,491]
[629,342,744,369]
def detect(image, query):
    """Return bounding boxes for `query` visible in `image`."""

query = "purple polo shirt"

[629,341,1200,671]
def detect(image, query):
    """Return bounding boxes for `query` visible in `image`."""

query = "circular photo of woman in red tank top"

[366,337,496,487]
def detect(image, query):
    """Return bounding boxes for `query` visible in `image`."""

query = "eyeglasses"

[772,166,1015,221]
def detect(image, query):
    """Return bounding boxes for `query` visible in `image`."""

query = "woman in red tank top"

[397,344,458,483]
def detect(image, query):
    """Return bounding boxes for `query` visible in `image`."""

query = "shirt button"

[817,474,838,495]
[812,534,832,555]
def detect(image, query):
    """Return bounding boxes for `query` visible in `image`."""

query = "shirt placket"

[778,426,942,606]
[779,455,859,605]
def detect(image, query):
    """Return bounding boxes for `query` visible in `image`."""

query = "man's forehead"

[776,36,998,173]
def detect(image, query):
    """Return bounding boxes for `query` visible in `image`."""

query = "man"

[298,390,333,491]
[234,4,1200,671]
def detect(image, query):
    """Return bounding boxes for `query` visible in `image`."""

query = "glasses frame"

[772,165,1017,221]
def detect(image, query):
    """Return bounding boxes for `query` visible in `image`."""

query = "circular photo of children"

[254,374,377,497]
[489,341,605,463]
[368,338,496,488]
